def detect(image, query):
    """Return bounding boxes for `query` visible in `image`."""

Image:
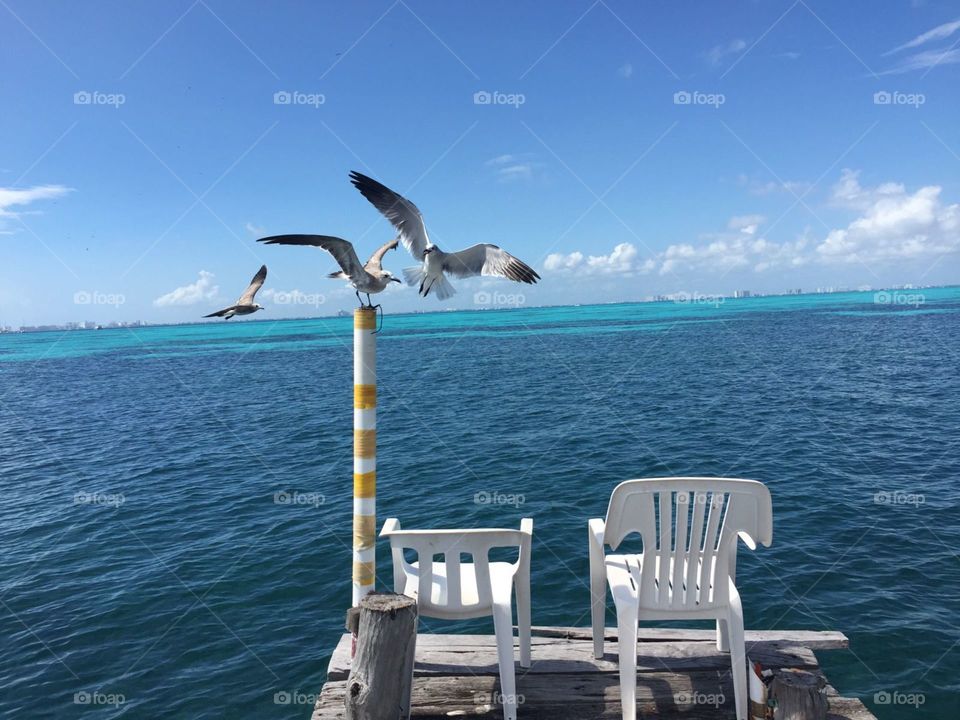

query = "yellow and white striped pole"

[352,307,377,605]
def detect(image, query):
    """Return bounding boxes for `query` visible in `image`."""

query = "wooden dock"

[312,625,877,719]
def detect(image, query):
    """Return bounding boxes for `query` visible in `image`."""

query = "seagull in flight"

[257,234,400,308]
[349,171,540,300]
[204,265,267,320]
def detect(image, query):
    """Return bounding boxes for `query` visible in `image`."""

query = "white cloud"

[882,18,960,73]
[706,38,747,66]
[739,175,812,196]
[881,47,960,74]
[817,171,959,263]
[485,153,535,183]
[245,221,265,236]
[543,170,960,281]
[0,185,72,232]
[618,62,633,78]
[153,271,219,307]
[544,250,584,271]
[886,18,960,54]
[728,214,766,235]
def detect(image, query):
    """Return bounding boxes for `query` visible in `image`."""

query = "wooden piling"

[345,592,417,720]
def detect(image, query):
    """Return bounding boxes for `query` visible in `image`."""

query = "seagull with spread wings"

[349,171,540,300]
[256,234,400,308]
[203,265,267,320]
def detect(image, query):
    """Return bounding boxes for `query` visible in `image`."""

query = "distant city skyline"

[5,281,949,333]
[1,1,958,325]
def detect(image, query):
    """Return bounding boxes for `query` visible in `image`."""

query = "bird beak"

[391,277,402,283]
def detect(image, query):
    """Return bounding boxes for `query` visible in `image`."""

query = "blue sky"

[1,0,959,325]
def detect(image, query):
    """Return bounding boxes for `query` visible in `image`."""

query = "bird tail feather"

[402,265,426,287]
[327,271,347,280]
[432,274,456,300]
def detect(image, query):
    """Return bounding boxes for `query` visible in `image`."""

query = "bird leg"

[355,289,365,307]
[371,303,384,333]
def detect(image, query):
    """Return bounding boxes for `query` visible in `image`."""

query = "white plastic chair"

[380,518,533,720]
[588,478,772,720]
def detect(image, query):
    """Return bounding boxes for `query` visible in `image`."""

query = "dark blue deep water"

[1,290,958,719]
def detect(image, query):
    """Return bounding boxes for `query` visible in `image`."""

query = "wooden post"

[771,668,828,720]
[353,307,377,606]
[345,592,417,720]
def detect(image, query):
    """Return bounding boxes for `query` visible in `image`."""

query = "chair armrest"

[380,517,401,537]
[588,518,605,551]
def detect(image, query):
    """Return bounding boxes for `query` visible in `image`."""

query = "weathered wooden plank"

[313,676,875,720]
[327,634,820,681]
[532,626,849,649]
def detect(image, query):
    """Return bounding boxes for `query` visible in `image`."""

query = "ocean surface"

[2,289,958,719]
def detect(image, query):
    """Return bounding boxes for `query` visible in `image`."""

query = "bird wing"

[364,237,399,273]
[237,264,267,305]
[204,305,236,318]
[441,244,541,284]
[349,171,430,261]
[258,235,365,279]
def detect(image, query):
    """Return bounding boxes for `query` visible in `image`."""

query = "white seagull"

[204,265,267,320]
[257,234,400,307]
[349,171,540,300]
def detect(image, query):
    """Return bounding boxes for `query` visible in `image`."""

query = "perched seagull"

[349,171,540,300]
[203,265,267,320]
[257,234,400,307]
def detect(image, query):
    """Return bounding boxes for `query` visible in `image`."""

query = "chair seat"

[404,561,516,611]
[605,553,718,609]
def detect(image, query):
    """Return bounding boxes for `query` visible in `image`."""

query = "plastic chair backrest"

[603,478,772,610]
[381,520,531,614]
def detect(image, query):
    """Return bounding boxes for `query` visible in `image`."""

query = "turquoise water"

[2,289,959,719]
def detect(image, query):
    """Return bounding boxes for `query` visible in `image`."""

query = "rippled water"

[1,290,958,719]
